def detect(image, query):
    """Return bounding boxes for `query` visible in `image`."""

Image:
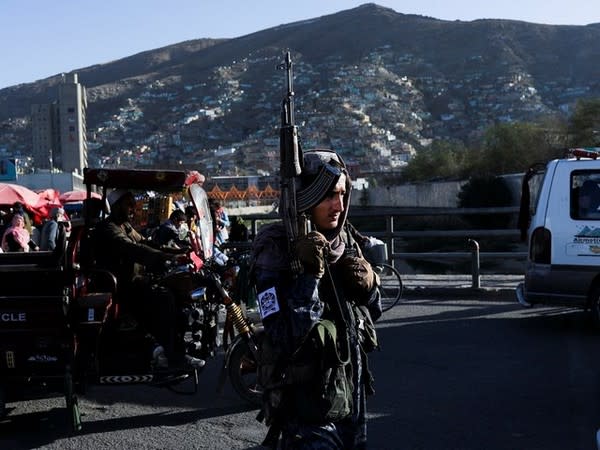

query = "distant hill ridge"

[1,3,600,174]
[3,3,599,115]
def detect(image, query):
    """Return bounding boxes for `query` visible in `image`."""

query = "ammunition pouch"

[258,319,353,424]
[353,304,379,353]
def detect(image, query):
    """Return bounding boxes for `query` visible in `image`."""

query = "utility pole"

[49,148,54,189]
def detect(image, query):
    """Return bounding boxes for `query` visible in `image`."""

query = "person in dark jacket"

[229,215,250,242]
[154,209,191,251]
[253,150,381,449]
[40,207,67,251]
[94,189,204,370]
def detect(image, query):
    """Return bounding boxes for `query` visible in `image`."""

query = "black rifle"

[278,52,308,272]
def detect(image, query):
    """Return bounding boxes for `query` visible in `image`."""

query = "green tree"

[401,139,468,182]
[474,122,562,176]
[568,98,600,147]
[401,121,564,183]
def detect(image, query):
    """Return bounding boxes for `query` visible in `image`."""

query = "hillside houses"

[81,44,578,176]
[0,43,595,178]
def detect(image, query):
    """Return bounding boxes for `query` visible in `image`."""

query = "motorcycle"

[214,244,264,405]
[0,168,261,431]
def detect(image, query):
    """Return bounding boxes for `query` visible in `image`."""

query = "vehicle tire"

[228,338,262,407]
[378,263,403,312]
[589,285,600,328]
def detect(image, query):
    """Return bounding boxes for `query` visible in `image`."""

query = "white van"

[516,148,600,321]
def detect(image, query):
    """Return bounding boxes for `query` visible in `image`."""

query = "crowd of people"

[0,193,251,257]
[92,189,208,371]
[89,186,251,371]
[0,202,71,253]
[0,150,382,448]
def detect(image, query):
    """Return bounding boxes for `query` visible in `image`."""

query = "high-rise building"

[31,73,87,174]
[31,103,58,170]
[57,73,87,173]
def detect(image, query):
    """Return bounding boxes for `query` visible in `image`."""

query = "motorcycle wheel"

[228,339,262,407]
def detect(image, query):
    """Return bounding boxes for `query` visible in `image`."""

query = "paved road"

[370,295,600,450]
[3,293,600,450]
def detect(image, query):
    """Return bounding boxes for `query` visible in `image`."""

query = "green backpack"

[286,319,354,423]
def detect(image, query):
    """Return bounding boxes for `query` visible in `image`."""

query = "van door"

[542,160,600,271]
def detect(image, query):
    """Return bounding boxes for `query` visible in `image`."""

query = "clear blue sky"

[1,0,598,89]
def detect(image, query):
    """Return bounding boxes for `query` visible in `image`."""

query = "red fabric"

[185,171,206,186]
[36,188,61,203]
[0,183,40,207]
[60,190,101,203]
[190,251,204,270]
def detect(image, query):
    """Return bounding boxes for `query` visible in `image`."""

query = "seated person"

[578,180,600,218]
[153,209,192,251]
[93,189,204,370]
[183,205,205,271]
[40,207,68,251]
[184,205,201,254]
[229,216,249,242]
[1,214,38,252]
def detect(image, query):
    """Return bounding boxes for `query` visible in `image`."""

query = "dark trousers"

[128,279,180,361]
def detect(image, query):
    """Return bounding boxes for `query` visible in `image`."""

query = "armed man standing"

[252,53,381,450]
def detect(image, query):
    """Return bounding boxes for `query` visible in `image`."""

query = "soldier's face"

[311,175,346,231]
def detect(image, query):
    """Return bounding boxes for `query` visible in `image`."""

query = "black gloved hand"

[294,231,329,278]
[337,254,376,295]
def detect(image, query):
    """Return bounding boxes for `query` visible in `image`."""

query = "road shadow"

[366,302,600,450]
[381,298,596,334]
[0,399,258,449]
[4,301,600,449]
[0,353,260,449]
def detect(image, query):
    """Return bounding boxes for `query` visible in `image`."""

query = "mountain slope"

[1,3,600,175]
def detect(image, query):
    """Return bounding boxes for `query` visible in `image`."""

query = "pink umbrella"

[0,183,40,207]
[36,188,61,204]
[59,190,101,203]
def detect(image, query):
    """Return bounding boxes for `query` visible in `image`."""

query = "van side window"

[571,171,600,220]
[529,169,546,217]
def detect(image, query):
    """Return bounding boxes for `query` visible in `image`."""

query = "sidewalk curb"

[403,286,516,300]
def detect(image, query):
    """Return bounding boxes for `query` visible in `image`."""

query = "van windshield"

[571,170,600,220]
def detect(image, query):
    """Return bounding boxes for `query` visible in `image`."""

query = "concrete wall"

[351,174,525,208]
[352,180,467,208]
[229,175,525,211]
[17,171,85,193]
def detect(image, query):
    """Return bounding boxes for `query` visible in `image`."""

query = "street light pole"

[49,148,54,189]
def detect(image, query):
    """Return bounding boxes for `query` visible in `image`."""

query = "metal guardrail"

[236,206,527,281]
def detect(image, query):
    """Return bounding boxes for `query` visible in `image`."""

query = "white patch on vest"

[257,287,280,319]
